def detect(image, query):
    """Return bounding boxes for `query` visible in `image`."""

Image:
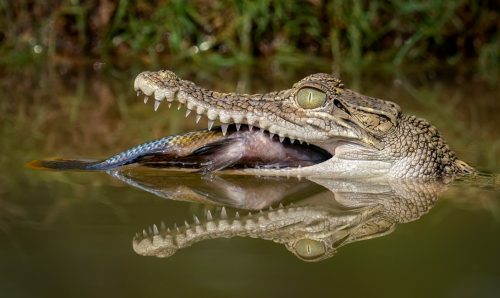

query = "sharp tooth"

[167,227,171,233]
[168,103,172,109]
[235,211,240,219]
[248,125,253,131]
[298,140,303,144]
[279,136,285,143]
[148,226,153,234]
[143,96,148,104]
[177,103,182,110]
[206,210,213,220]
[220,207,227,219]
[154,100,161,111]
[235,124,241,131]
[184,221,190,228]
[142,229,148,237]
[153,224,159,235]
[221,124,228,136]
[193,215,200,224]
[207,120,214,131]
[137,91,142,97]
[290,139,296,144]
[269,205,273,210]
[196,114,202,123]
[175,224,180,232]
[279,203,284,208]
[160,221,166,230]
[269,133,275,139]
[185,109,192,117]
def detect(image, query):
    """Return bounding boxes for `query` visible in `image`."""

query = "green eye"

[293,239,326,260]
[297,87,327,109]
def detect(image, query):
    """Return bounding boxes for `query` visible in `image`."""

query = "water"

[0,64,499,298]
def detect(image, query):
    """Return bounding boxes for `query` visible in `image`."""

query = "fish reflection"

[109,170,444,262]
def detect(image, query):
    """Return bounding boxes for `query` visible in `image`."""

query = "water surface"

[0,64,499,297]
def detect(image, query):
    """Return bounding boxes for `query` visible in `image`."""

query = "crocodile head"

[134,70,474,178]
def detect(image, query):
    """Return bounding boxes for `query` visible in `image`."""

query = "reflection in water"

[108,169,444,262]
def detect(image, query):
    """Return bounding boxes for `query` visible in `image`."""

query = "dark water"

[0,64,499,298]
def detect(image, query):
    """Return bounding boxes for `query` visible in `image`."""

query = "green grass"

[0,0,498,76]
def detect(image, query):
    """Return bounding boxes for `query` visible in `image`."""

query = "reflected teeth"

[154,100,161,111]
[195,114,202,123]
[144,96,149,104]
[236,124,241,131]
[207,120,214,131]
[185,109,192,117]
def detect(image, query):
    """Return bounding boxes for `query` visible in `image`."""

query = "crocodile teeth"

[193,215,200,224]
[160,221,166,230]
[220,206,227,219]
[195,114,202,123]
[221,124,228,136]
[168,103,172,109]
[184,220,190,228]
[185,109,192,117]
[279,136,285,143]
[153,224,159,235]
[269,133,275,139]
[248,125,254,131]
[154,100,161,111]
[177,103,182,110]
[235,211,240,219]
[137,91,142,97]
[235,124,241,131]
[207,120,214,131]
[206,210,213,220]
[144,96,149,104]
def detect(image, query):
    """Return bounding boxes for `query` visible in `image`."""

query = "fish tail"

[25,158,101,171]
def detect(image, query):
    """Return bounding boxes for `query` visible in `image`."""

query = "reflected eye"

[293,239,326,260]
[297,87,327,109]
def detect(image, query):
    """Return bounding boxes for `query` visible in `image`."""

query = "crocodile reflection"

[109,170,444,262]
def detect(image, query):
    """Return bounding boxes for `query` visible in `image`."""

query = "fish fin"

[191,138,244,172]
[25,158,100,171]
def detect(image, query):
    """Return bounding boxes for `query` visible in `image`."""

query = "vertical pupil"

[308,91,313,103]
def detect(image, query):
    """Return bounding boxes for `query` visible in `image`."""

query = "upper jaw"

[133,70,381,150]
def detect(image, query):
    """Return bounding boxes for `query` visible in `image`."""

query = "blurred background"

[0,2,499,297]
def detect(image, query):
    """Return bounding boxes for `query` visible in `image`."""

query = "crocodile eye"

[293,239,326,260]
[297,87,327,109]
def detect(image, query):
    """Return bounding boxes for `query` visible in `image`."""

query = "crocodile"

[29,70,475,179]
[130,175,443,262]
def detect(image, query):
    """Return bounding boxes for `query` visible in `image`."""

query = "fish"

[26,125,331,172]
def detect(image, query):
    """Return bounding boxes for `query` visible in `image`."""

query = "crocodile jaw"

[133,71,391,178]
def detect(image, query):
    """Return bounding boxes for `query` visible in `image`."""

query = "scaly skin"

[132,178,443,262]
[134,70,475,178]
